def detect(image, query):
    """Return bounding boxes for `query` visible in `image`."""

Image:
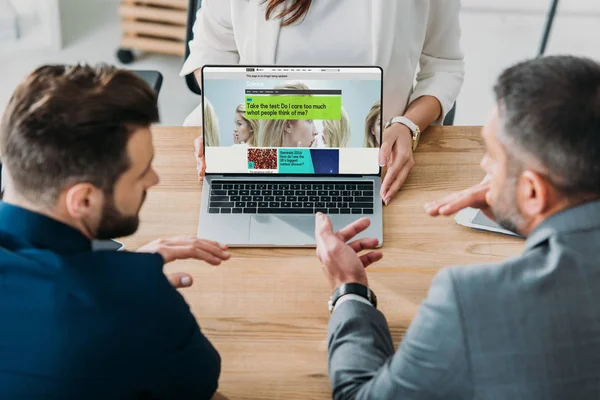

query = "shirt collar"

[525,200,600,251]
[0,201,92,254]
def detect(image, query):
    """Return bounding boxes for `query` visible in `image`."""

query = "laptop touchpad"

[249,215,315,246]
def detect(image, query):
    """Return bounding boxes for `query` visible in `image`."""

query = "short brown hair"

[0,64,159,204]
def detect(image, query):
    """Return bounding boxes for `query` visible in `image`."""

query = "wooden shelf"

[121,35,184,56]
[132,0,187,10]
[118,0,188,57]
[121,20,186,40]
[119,4,187,25]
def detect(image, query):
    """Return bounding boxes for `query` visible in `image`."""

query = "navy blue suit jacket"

[0,202,220,399]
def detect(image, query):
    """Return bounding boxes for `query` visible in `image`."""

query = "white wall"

[0,0,61,54]
[462,0,600,14]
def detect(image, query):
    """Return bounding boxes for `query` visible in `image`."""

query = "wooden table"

[122,126,525,399]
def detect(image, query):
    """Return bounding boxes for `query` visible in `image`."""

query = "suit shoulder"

[65,251,166,299]
[68,251,164,271]
[441,250,548,318]
[444,252,533,286]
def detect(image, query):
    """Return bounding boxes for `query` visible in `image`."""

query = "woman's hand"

[194,134,206,182]
[378,123,415,205]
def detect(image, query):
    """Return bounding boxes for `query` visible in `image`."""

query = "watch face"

[413,130,421,151]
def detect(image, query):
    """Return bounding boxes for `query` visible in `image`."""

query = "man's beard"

[95,192,145,240]
[491,177,525,235]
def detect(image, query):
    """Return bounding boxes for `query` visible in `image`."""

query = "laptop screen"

[201,66,382,175]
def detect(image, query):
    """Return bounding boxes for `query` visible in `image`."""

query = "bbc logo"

[246,68,256,72]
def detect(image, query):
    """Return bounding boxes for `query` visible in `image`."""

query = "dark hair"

[0,64,159,204]
[494,55,600,197]
[263,0,311,26]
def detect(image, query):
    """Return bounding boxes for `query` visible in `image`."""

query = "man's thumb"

[167,272,193,289]
[315,212,334,237]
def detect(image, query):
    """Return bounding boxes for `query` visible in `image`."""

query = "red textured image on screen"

[248,148,278,170]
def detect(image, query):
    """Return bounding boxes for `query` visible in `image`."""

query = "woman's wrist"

[385,123,413,152]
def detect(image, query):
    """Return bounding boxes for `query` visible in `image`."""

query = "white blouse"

[275,0,372,65]
[181,0,464,126]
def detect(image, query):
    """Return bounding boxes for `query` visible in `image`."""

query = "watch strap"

[386,116,420,151]
[387,116,418,133]
[328,283,377,313]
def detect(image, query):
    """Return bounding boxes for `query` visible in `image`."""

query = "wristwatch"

[385,116,421,151]
[328,283,377,313]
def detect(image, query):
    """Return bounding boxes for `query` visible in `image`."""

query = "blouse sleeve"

[180,0,240,77]
[408,0,465,124]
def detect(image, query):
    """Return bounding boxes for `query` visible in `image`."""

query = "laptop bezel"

[200,64,384,178]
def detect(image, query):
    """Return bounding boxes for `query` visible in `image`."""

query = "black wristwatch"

[328,283,377,313]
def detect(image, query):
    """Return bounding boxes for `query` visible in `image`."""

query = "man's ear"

[64,183,103,219]
[518,170,552,219]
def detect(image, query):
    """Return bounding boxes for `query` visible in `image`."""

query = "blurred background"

[0,0,598,126]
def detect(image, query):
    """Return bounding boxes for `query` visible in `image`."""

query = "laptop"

[197,65,384,247]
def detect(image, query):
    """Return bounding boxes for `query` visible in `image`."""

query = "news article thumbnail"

[248,148,278,170]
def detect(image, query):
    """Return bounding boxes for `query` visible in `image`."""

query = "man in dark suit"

[0,64,230,399]
[314,55,600,399]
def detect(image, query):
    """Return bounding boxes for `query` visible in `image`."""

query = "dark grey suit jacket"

[328,200,600,399]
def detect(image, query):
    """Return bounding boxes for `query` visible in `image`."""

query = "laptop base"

[198,176,383,248]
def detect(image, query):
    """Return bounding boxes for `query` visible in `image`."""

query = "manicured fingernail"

[223,251,230,258]
[220,243,228,250]
[181,276,192,286]
[378,159,386,167]
[439,205,448,213]
[384,198,389,205]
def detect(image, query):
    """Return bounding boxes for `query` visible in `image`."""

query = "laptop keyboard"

[208,181,374,215]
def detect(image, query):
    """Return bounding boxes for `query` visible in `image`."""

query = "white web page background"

[204,79,380,148]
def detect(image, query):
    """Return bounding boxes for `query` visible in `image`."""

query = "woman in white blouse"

[182,0,464,204]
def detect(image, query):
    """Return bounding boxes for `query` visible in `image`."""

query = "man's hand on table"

[314,213,383,291]
[137,236,230,289]
[424,175,497,221]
